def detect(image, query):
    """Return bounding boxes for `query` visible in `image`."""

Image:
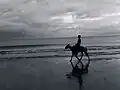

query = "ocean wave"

[0,44,66,49]
[0,45,120,54]
[0,36,120,61]
[0,54,119,61]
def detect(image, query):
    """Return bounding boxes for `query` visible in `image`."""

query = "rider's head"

[78,35,81,38]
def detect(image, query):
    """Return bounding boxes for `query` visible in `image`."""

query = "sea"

[0,35,120,61]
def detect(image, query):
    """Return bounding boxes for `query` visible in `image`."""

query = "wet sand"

[1,58,120,90]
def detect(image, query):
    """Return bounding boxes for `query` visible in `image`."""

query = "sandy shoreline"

[1,57,120,90]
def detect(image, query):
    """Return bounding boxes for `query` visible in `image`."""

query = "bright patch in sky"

[62,15,74,23]
[102,12,120,17]
[51,12,76,23]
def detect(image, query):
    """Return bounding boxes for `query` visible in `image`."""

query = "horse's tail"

[84,47,87,52]
[84,46,89,56]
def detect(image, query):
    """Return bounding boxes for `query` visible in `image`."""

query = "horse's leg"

[70,54,74,69]
[85,52,90,68]
[75,53,84,69]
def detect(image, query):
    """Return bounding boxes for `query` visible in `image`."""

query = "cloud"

[0,0,119,38]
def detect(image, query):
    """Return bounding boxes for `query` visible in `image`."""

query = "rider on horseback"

[75,35,81,48]
[65,34,90,69]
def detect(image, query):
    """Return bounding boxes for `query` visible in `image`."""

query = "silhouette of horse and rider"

[65,35,90,89]
[65,35,90,72]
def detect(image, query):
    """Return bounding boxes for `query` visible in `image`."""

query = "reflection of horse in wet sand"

[65,43,91,89]
[66,65,88,90]
[65,43,90,69]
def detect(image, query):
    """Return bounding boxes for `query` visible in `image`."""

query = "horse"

[65,43,90,69]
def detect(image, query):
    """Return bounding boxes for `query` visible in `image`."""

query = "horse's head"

[65,43,70,49]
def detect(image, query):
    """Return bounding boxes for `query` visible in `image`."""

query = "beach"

[0,36,120,90]
[1,0,120,89]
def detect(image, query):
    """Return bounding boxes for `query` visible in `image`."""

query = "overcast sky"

[0,0,120,39]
